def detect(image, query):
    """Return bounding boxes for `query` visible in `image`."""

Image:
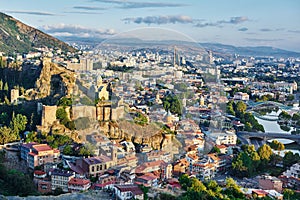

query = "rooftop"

[68,178,90,185]
[114,184,143,195]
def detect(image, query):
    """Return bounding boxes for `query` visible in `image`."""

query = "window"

[92,166,95,172]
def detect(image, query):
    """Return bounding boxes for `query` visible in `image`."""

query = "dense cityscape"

[0,1,300,200]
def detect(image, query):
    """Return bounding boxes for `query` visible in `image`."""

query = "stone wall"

[41,105,57,126]
[72,105,96,121]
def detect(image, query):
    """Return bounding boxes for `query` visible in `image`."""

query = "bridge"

[237,131,300,144]
[247,101,292,111]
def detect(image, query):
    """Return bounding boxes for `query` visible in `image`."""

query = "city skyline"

[1,0,300,51]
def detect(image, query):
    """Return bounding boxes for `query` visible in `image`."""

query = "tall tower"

[110,144,117,163]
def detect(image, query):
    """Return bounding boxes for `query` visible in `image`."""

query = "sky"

[1,0,300,52]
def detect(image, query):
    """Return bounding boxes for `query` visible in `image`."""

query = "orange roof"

[208,153,220,161]
[33,144,53,152]
[216,144,227,149]
[68,178,90,185]
[34,170,46,175]
[253,190,268,195]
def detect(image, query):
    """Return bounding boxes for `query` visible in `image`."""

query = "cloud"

[288,30,300,33]
[245,38,283,42]
[64,11,103,15]
[238,27,248,32]
[195,16,249,28]
[123,15,193,25]
[3,10,56,16]
[260,28,272,32]
[41,24,115,38]
[91,0,187,9]
[73,6,107,10]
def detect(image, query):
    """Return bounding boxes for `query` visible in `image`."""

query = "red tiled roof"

[83,155,112,165]
[216,144,227,149]
[22,142,37,149]
[34,170,46,175]
[33,144,53,152]
[253,190,268,195]
[68,178,90,185]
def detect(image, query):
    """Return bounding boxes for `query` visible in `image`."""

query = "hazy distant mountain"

[0,12,75,55]
[200,43,300,58]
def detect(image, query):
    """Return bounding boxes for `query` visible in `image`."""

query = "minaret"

[110,144,117,163]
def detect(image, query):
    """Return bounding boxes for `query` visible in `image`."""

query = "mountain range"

[0,12,75,55]
[0,12,299,58]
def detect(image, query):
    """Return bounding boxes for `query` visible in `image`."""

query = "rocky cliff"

[99,120,181,151]
[28,58,76,105]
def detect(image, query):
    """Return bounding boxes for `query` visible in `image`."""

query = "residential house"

[21,143,60,169]
[173,158,189,176]
[258,175,283,192]
[282,162,300,190]
[114,184,144,200]
[51,169,75,192]
[76,153,116,176]
[68,178,91,192]
[135,173,159,187]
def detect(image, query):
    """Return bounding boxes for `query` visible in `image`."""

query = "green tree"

[10,113,27,135]
[257,144,273,161]
[3,82,8,91]
[283,151,300,168]
[236,101,247,113]
[210,146,221,154]
[279,111,291,120]
[188,178,207,193]
[0,126,15,144]
[63,145,73,155]
[179,174,191,191]
[292,113,300,121]
[224,177,244,199]
[0,79,3,90]
[270,140,285,151]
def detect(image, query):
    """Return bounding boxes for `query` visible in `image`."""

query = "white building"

[209,132,237,145]
[51,169,75,192]
[113,184,144,200]
[233,92,249,101]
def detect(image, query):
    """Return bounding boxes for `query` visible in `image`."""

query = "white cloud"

[41,24,116,38]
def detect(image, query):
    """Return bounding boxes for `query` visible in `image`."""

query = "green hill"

[0,12,76,55]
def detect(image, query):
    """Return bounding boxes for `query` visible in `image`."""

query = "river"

[254,110,295,134]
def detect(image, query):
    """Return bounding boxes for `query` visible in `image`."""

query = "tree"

[279,111,291,120]
[292,113,300,121]
[210,146,221,154]
[257,144,273,161]
[236,101,247,113]
[226,101,235,116]
[224,177,244,198]
[187,178,207,193]
[179,174,191,191]
[3,82,8,91]
[63,145,73,155]
[0,126,15,144]
[0,79,3,90]
[270,140,285,151]
[286,94,295,101]
[283,151,300,168]
[10,113,27,135]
